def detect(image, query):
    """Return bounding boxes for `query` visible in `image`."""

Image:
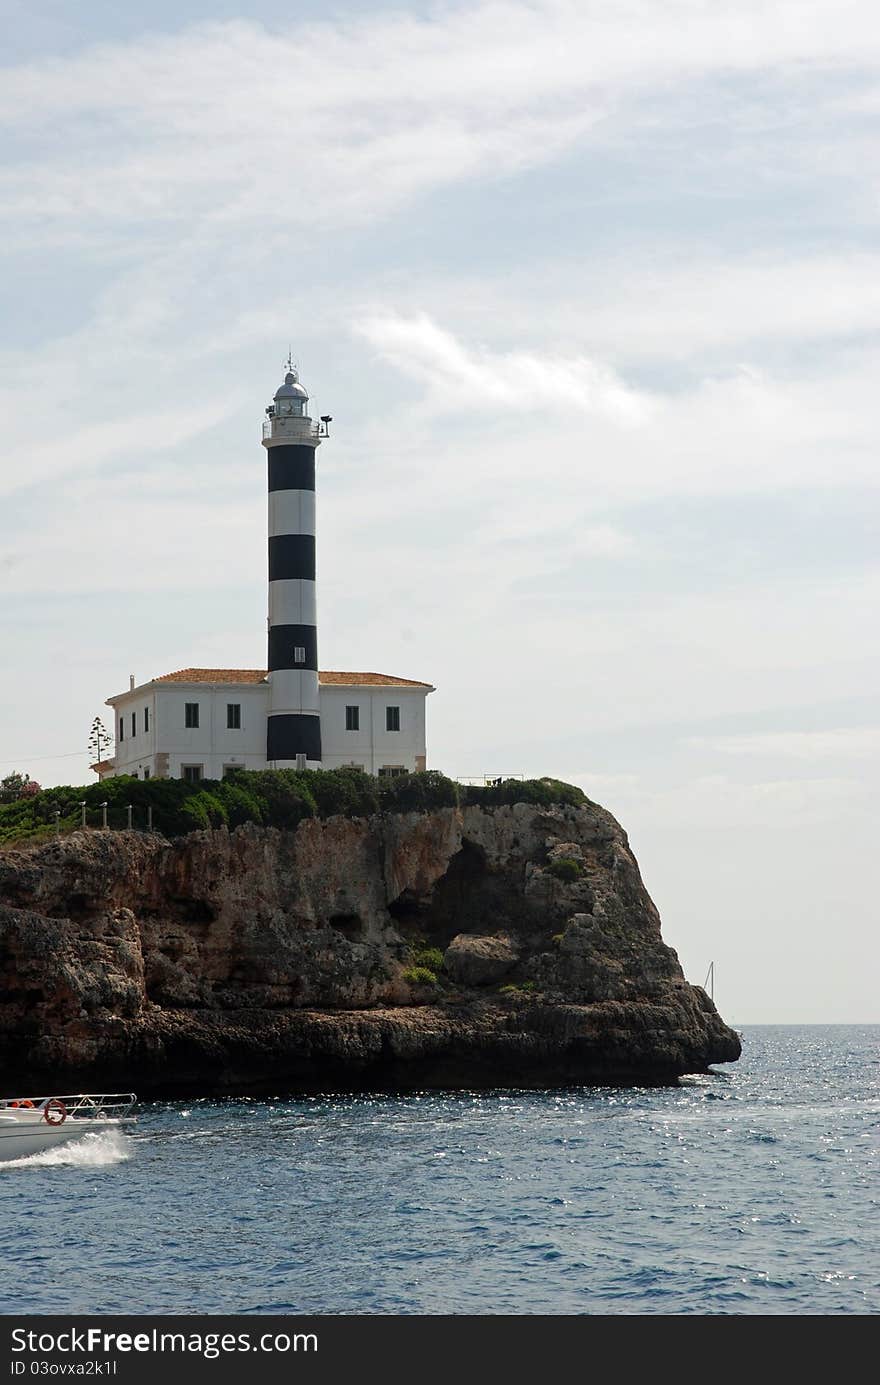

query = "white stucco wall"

[107,688,157,779]
[108,683,270,780]
[104,679,430,779]
[319,687,428,774]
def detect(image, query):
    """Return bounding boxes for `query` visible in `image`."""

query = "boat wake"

[0,1129,133,1170]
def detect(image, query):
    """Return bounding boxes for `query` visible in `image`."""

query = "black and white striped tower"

[262,358,327,768]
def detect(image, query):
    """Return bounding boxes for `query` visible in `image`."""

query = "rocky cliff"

[0,799,740,1093]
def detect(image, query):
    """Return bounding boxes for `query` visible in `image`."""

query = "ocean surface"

[1,1025,877,1316]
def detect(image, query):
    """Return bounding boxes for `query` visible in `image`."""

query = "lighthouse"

[97,362,435,785]
[262,359,327,768]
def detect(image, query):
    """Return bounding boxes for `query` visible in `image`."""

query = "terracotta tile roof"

[154,669,267,685]
[91,760,115,774]
[150,668,433,689]
[318,671,434,689]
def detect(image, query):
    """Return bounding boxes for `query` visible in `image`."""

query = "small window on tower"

[294,647,306,664]
[185,703,199,728]
[144,706,150,733]
[386,706,401,732]
[119,718,124,742]
[227,704,241,729]
[345,706,359,731]
[131,712,136,737]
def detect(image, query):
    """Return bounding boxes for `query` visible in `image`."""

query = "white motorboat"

[0,1093,136,1162]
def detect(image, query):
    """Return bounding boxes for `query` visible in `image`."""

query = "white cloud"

[567,769,868,830]
[0,401,241,500]
[1,3,879,241]
[354,312,648,421]
[0,483,265,595]
[401,251,880,366]
[692,728,880,759]
[345,316,880,506]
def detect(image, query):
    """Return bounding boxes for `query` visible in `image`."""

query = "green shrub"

[300,766,381,819]
[410,946,444,972]
[179,797,211,832]
[180,790,229,831]
[218,784,266,829]
[0,767,586,846]
[462,777,586,810]
[233,770,316,829]
[402,965,438,985]
[378,770,459,814]
[547,856,582,882]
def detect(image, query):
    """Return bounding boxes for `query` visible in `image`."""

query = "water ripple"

[0,1025,877,1315]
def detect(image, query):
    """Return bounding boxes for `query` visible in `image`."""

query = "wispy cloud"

[404,251,880,366]
[571,769,869,830]
[354,312,648,421]
[347,315,880,504]
[691,728,880,759]
[2,2,879,242]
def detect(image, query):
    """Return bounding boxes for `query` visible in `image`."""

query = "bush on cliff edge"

[0,769,586,845]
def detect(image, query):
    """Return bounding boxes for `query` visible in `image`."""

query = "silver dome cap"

[274,370,309,401]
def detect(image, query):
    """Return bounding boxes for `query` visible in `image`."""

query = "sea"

[1,1025,876,1316]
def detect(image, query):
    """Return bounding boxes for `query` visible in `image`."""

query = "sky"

[0,0,878,1024]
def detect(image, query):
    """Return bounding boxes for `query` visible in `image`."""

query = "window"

[144,706,150,733]
[378,765,407,778]
[143,768,151,780]
[293,646,306,664]
[185,703,199,728]
[119,718,124,742]
[227,703,241,729]
[131,712,136,737]
[386,706,400,732]
[345,705,359,731]
[222,765,240,778]
[182,765,203,783]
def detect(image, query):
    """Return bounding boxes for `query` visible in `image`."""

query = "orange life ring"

[43,1099,67,1126]
[10,1099,35,1109]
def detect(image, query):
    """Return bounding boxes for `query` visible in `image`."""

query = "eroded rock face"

[444,934,519,986]
[0,800,741,1093]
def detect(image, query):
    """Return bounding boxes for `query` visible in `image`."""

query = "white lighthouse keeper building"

[95,361,434,783]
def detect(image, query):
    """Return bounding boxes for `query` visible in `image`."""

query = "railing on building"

[454,774,525,786]
[261,418,323,443]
